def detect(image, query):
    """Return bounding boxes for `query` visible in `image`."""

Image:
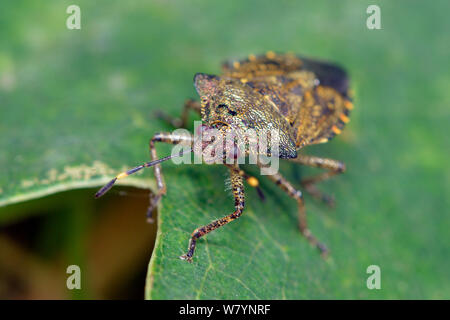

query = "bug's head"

[194,73,241,132]
[194,73,297,159]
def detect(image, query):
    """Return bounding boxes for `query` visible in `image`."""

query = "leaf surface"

[1,0,449,299]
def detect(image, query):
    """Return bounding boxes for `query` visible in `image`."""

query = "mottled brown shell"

[221,52,353,148]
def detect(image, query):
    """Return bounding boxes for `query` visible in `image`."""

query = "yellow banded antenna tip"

[117,172,128,180]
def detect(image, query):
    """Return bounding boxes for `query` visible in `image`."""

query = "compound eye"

[217,104,237,116]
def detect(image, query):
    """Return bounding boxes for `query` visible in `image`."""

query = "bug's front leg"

[146,132,193,221]
[180,165,245,262]
[223,164,265,200]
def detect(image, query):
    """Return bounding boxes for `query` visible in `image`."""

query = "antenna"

[95,148,191,198]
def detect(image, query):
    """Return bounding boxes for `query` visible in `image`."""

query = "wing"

[222,52,304,78]
[221,52,353,148]
[293,84,353,148]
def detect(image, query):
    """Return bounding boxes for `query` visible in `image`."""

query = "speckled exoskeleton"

[95,52,353,262]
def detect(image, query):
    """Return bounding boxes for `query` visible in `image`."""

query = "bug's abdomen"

[293,85,353,148]
[222,52,353,149]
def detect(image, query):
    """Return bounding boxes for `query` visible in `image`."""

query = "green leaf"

[2,0,449,299]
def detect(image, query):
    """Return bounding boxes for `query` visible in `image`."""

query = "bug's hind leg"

[289,155,346,208]
[180,165,245,262]
[259,165,329,257]
[155,99,201,128]
[146,132,193,222]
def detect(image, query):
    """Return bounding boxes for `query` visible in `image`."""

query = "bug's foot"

[146,193,164,223]
[179,253,193,263]
[146,208,155,224]
[301,182,335,208]
[317,242,330,259]
[180,238,197,262]
[301,228,330,259]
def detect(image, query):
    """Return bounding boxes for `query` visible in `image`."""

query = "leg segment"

[146,132,193,221]
[155,99,201,128]
[258,165,328,257]
[180,165,245,262]
[289,155,346,207]
[224,164,265,201]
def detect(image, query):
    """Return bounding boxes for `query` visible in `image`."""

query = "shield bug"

[95,52,353,262]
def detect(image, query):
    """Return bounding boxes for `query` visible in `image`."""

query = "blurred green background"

[0,0,449,299]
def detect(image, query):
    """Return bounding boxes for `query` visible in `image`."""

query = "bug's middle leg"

[289,155,346,207]
[146,132,193,221]
[180,165,245,262]
[259,166,329,257]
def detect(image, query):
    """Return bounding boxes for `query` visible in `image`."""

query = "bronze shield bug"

[95,52,353,262]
